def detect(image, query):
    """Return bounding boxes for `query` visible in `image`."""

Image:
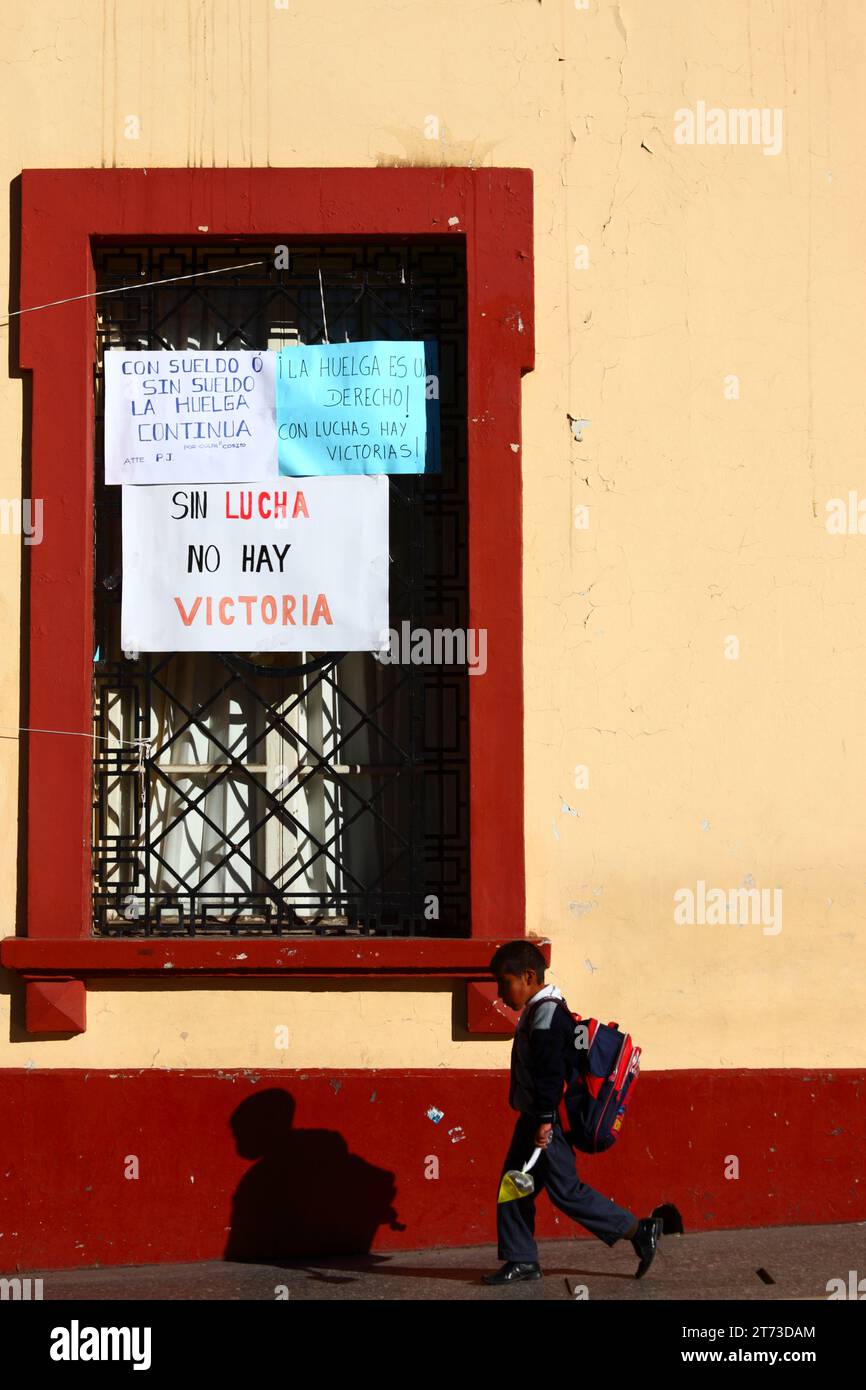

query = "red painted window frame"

[3,166,535,988]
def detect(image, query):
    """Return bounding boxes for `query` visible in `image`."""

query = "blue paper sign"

[276,340,440,476]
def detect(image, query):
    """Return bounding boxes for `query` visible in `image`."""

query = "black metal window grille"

[92,242,469,937]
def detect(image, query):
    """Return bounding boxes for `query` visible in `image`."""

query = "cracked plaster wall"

[0,1,864,1069]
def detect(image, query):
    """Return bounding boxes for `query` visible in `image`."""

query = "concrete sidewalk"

[18,1222,864,1300]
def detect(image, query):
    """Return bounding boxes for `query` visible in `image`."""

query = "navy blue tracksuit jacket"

[497,983,636,1262]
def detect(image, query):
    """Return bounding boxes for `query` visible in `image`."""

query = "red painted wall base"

[0,1068,862,1271]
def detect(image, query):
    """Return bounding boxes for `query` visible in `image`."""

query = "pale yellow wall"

[1,0,865,1069]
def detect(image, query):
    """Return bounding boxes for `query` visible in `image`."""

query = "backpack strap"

[524,990,570,1013]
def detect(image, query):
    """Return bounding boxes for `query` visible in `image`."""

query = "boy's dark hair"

[488,939,546,980]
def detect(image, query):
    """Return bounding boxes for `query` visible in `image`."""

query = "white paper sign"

[105,350,278,485]
[121,476,389,652]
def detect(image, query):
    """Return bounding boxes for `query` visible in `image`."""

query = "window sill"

[1,935,550,978]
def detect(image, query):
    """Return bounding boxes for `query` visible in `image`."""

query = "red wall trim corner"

[24,978,86,1035]
[6,167,535,998]
[466,979,522,1033]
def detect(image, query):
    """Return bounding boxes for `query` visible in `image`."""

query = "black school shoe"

[631,1216,663,1278]
[482,1260,542,1285]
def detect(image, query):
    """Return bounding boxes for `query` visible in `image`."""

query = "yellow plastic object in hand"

[497,1146,542,1203]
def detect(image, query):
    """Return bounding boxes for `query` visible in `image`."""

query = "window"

[92,242,470,938]
[3,167,532,1027]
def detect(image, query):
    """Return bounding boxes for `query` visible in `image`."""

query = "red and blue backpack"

[549,998,642,1154]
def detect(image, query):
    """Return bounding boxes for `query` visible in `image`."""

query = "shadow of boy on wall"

[225,1088,402,1261]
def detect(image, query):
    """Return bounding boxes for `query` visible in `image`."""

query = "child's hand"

[534,1122,553,1148]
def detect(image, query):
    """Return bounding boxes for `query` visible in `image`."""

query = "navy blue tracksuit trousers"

[497,1112,635,1262]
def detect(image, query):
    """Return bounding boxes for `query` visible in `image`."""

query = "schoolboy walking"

[482,940,662,1285]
